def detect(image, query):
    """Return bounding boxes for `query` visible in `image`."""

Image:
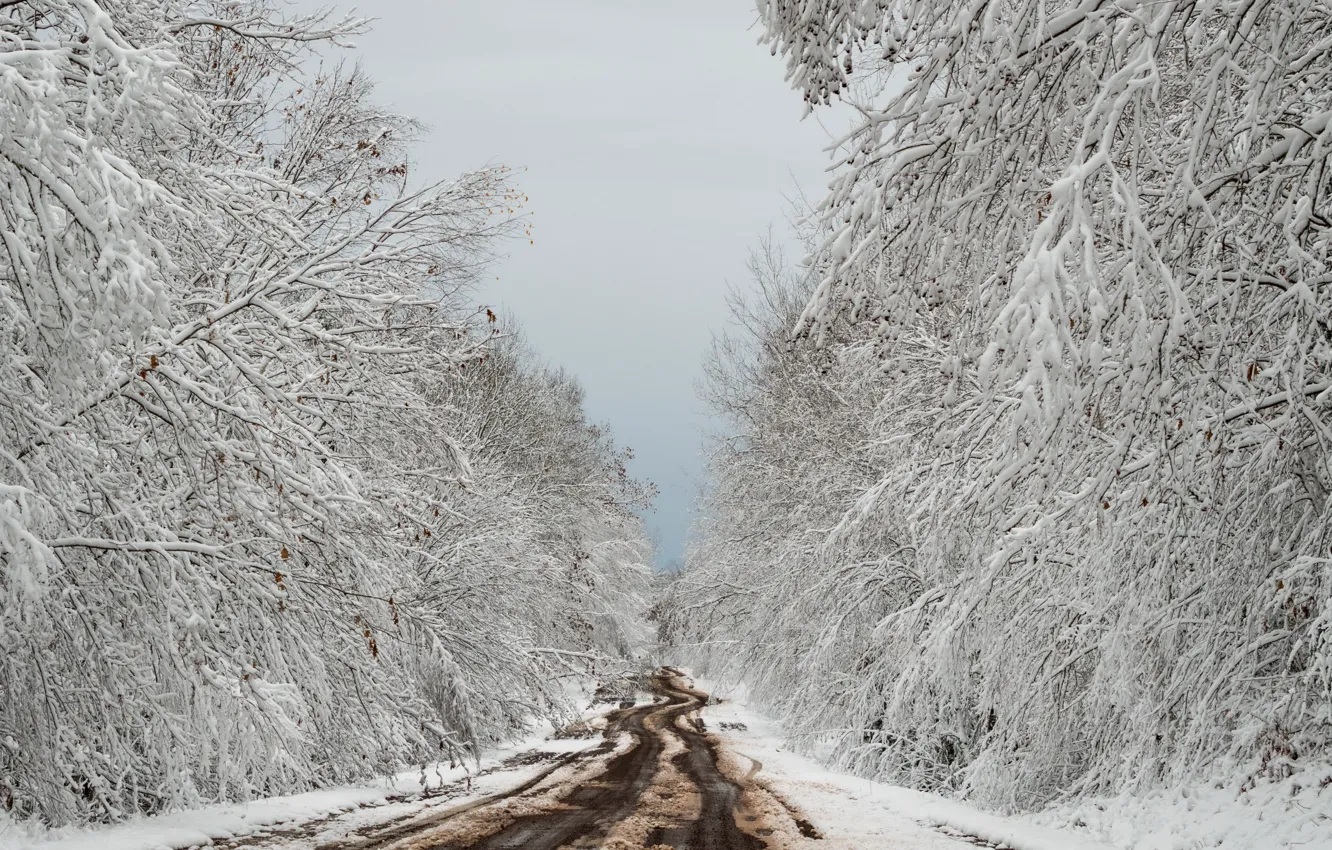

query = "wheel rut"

[401,669,785,850]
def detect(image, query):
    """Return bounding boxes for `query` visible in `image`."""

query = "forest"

[0,0,651,826]
[3,0,1331,842]
[662,0,1332,813]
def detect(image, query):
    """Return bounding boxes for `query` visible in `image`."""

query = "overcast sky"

[337,1,836,568]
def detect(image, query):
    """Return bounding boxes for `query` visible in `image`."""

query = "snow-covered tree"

[0,1,650,825]
[671,0,1331,811]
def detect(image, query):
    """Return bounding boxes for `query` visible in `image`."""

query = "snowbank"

[2,717,601,850]
[1031,769,1332,850]
[3,786,393,850]
[694,679,1108,850]
[694,673,1332,850]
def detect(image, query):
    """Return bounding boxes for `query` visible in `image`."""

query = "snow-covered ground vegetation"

[664,0,1332,824]
[0,0,651,828]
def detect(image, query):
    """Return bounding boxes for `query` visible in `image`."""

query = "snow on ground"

[1,785,393,850]
[692,674,1114,850]
[693,673,1332,850]
[1028,767,1332,850]
[2,734,600,850]
[1,690,614,850]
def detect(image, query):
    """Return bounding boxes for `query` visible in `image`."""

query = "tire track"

[415,670,776,849]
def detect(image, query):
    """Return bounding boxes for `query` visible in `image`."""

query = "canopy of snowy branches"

[662,0,1332,811]
[0,0,652,825]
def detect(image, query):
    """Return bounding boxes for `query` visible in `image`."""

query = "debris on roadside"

[551,719,598,740]
[590,666,653,707]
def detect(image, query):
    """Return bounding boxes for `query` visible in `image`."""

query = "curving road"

[234,668,987,850]
[421,669,769,850]
[296,669,802,850]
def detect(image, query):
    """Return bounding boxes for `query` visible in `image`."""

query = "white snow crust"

[695,675,1332,850]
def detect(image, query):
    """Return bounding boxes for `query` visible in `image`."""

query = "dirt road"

[224,668,994,850]
[319,669,816,850]
[419,669,762,849]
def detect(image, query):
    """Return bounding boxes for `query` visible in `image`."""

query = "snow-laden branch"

[0,0,653,827]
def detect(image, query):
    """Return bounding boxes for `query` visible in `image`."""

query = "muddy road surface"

[330,669,815,850]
